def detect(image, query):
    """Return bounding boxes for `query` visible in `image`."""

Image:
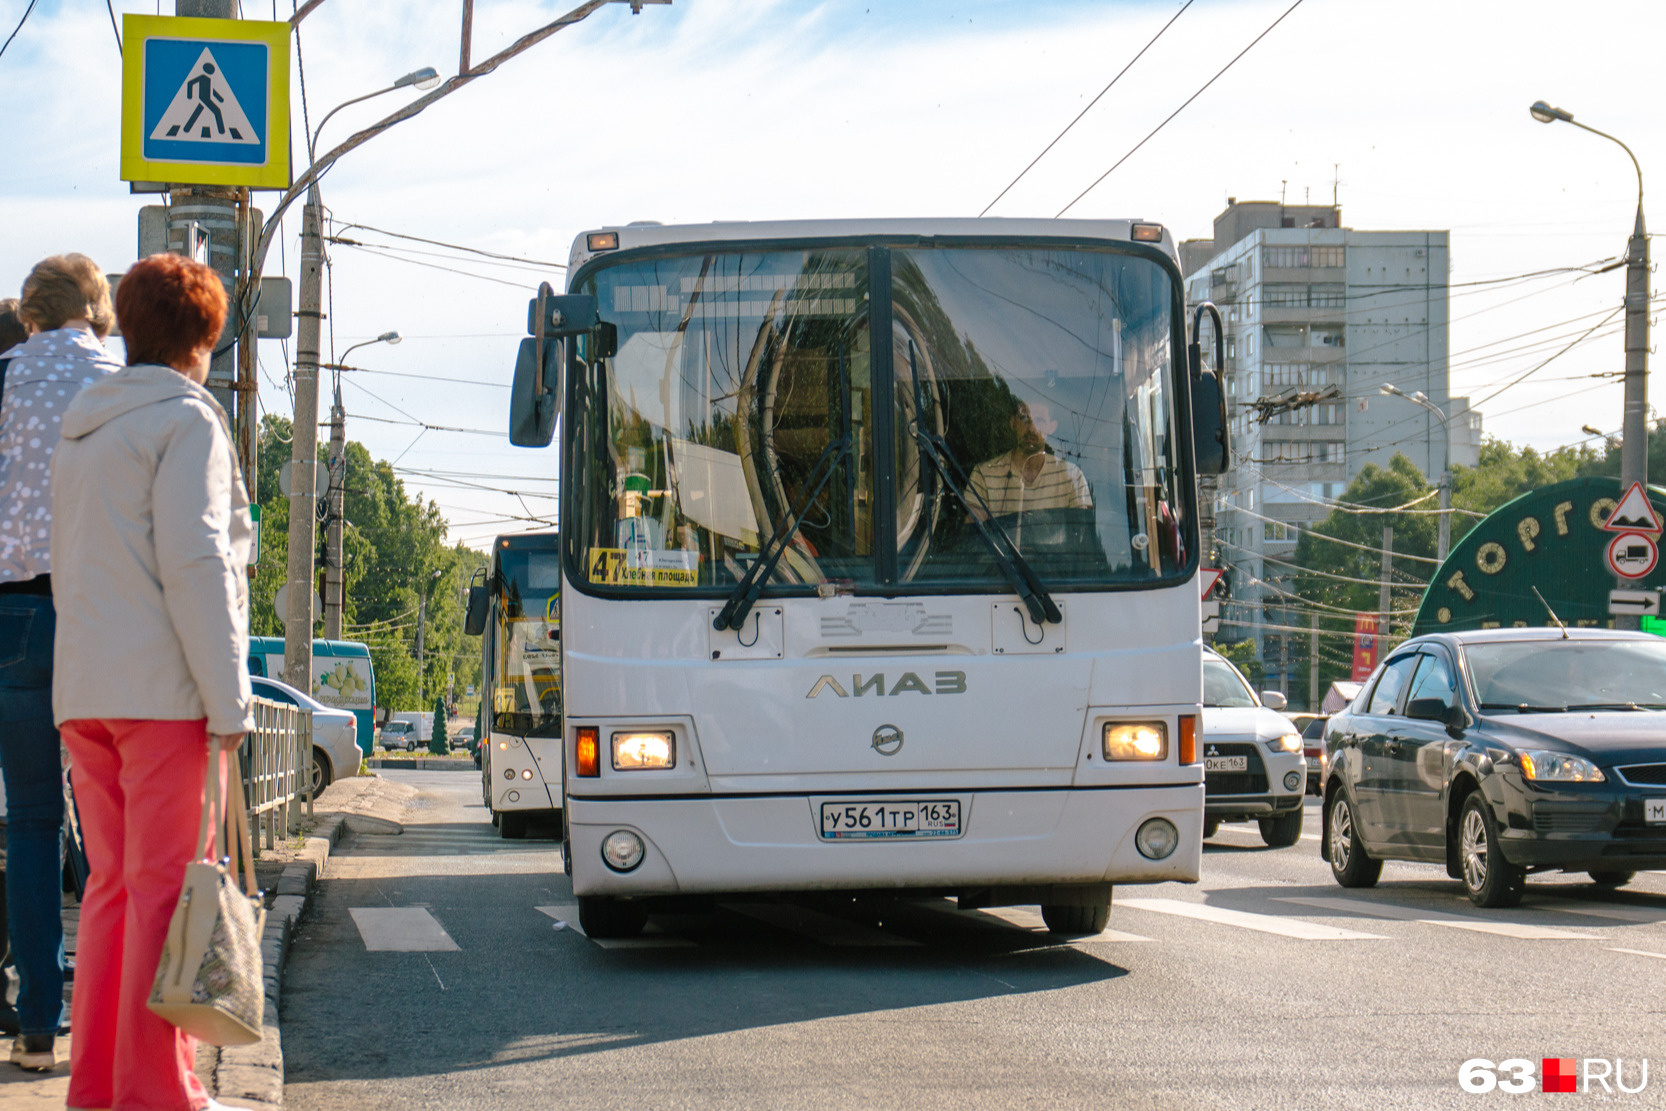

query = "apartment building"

[1182,200,1480,695]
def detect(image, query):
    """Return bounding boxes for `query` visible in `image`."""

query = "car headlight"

[1519,749,1605,783]
[1103,722,1167,761]
[1266,732,1301,753]
[612,731,675,770]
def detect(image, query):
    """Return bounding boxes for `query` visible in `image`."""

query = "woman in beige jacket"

[50,254,252,1111]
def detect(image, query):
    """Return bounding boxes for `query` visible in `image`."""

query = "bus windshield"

[491,546,562,737]
[567,244,1185,595]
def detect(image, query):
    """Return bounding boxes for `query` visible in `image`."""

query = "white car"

[250,676,363,796]
[1201,649,1308,847]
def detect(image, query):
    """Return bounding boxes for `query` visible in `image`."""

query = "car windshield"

[567,243,1185,595]
[1203,656,1258,708]
[1464,639,1666,710]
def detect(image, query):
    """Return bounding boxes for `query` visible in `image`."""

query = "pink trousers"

[62,718,222,1111]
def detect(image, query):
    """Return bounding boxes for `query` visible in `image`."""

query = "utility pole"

[323,377,346,640]
[283,184,324,692]
[1379,525,1394,649]
[416,590,428,709]
[1309,613,1319,712]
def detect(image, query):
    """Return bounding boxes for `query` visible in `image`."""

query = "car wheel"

[578,896,648,939]
[1202,816,1221,840]
[499,811,527,839]
[1458,794,1524,908]
[1589,870,1635,888]
[1258,810,1303,848]
[1326,791,1382,888]
[310,748,334,796]
[1040,899,1111,936]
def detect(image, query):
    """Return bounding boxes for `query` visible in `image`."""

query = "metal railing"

[239,696,313,852]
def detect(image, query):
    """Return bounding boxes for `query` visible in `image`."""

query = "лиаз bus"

[248,636,377,756]
[464,531,563,838]
[506,218,1230,938]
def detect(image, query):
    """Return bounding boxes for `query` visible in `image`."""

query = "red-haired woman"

[51,253,253,1111]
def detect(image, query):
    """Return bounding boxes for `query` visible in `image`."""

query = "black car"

[1321,628,1666,907]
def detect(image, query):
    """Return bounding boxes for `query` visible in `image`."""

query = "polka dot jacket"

[0,327,122,583]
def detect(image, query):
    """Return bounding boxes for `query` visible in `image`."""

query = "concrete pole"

[323,379,346,640]
[416,590,428,709]
[1379,525,1394,647]
[1615,206,1651,631]
[1437,471,1450,564]
[1309,612,1319,712]
[283,185,323,691]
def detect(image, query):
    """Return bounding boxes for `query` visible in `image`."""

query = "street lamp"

[285,70,433,695]
[1531,100,1650,628]
[1529,101,1649,494]
[1381,384,1451,561]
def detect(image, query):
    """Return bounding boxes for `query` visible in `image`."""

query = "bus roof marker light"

[587,232,620,252]
[1131,223,1164,242]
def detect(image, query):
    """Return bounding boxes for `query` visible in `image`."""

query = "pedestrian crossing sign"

[120,15,290,189]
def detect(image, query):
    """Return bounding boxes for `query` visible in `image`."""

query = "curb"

[208,813,346,1111]
[367,757,477,772]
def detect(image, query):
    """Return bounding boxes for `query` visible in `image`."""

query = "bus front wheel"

[578,896,648,939]
[1040,900,1111,936]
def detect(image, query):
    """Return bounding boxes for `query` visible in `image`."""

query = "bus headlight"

[601,830,645,872]
[612,731,675,770]
[1103,722,1167,761]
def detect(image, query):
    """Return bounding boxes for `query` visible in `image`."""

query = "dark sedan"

[1321,628,1666,907]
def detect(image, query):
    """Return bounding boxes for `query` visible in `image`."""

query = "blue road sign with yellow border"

[120,14,290,189]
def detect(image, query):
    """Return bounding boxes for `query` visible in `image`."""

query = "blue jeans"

[0,592,66,1037]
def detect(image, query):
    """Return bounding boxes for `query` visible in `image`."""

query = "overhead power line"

[333,221,567,269]
[1058,0,1306,216]
[980,0,1194,217]
[0,0,39,63]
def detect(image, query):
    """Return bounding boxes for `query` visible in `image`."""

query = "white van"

[379,711,434,751]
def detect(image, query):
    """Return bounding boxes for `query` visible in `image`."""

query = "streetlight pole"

[1381,384,1451,562]
[1531,100,1649,627]
[319,332,401,640]
[282,71,436,693]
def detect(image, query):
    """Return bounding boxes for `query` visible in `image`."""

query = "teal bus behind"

[248,637,378,756]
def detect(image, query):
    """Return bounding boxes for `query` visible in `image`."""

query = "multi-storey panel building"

[1182,201,1479,699]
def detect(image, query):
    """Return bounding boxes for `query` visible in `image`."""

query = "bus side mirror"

[464,585,489,637]
[1189,301,1231,476]
[510,337,559,447]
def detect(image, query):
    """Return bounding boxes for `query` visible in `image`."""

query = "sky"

[1,0,1660,549]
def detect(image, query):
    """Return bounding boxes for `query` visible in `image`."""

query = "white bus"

[465,531,563,838]
[507,218,1230,938]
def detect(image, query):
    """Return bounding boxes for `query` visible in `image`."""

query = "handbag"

[147,740,267,1045]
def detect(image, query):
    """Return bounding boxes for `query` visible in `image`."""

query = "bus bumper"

[567,784,1202,897]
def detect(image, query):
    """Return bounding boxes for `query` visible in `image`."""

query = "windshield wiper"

[713,432,852,632]
[905,343,1060,626]
[1566,702,1659,712]
[1478,702,1568,713]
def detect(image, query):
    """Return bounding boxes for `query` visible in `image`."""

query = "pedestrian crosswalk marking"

[1527,898,1666,924]
[536,905,695,949]
[1607,947,1666,961]
[728,902,923,947]
[1273,896,1591,940]
[1116,897,1386,940]
[148,47,259,145]
[350,907,460,951]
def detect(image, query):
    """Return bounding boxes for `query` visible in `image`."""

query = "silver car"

[250,676,363,796]
[1201,650,1308,847]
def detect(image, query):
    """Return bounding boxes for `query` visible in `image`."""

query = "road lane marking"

[349,907,460,951]
[1272,896,1591,940]
[1526,898,1666,924]
[727,902,924,947]
[978,905,1151,943]
[1607,947,1666,961]
[1116,897,1386,940]
[536,905,695,949]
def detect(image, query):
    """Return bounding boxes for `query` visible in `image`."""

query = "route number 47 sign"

[119,15,291,189]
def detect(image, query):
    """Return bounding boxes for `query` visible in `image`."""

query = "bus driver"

[967,399,1092,520]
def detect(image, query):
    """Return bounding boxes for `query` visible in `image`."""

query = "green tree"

[429,694,448,755]
[251,416,486,715]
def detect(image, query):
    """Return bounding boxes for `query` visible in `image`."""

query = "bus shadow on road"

[280,880,1131,1086]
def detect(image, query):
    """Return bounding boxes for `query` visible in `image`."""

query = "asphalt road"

[282,771,1666,1110]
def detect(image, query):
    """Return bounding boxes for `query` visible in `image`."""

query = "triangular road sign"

[148,47,259,145]
[1199,567,1225,600]
[1604,481,1662,534]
